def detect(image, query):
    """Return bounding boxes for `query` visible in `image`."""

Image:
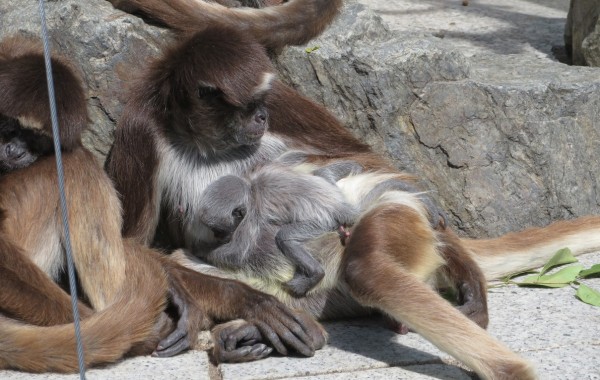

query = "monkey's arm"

[312,161,363,184]
[105,118,161,245]
[202,241,251,270]
[275,223,327,297]
[155,257,327,360]
[0,238,93,325]
[106,0,342,52]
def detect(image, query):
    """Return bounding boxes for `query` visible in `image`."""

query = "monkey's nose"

[212,228,229,241]
[5,144,24,159]
[254,111,267,124]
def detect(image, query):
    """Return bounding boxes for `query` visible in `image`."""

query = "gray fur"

[192,161,360,297]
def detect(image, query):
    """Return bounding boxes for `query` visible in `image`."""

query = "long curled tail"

[0,241,168,373]
[107,0,343,51]
[462,216,600,281]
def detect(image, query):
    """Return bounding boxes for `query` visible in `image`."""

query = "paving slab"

[0,349,211,380]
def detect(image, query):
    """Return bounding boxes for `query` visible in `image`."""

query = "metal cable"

[37,0,87,378]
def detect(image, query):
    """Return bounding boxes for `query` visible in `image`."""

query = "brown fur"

[0,36,87,150]
[0,36,169,371]
[106,0,343,52]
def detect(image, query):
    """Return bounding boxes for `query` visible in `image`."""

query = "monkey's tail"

[461,215,600,281]
[0,244,168,373]
[108,0,343,51]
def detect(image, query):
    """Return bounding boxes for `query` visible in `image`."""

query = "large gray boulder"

[565,0,600,65]
[1,0,599,237]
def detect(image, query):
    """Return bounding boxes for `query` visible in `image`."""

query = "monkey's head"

[198,175,252,242]
[143,26,276,153]
[0,35,88,151]
[0,114,53,174]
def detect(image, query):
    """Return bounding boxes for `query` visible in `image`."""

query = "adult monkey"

[105,0,489,329]
[105,23,600,378]
[105,0,342,52]
[0,35,325,372]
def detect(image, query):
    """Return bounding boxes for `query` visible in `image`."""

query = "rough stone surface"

[279,0,600,236]
[565,0,600,65]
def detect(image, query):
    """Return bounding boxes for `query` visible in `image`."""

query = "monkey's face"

[198,175,251,242]
[0,137,38,174]
[154,27,277,153]
[184,83,270,151]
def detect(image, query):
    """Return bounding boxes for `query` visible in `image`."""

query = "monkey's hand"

[153,276,209,358]
[212,320,273,363]
[239,293,327,358]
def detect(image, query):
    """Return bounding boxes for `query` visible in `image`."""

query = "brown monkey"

[105,0,342,52]
[0,35,326,372]
[108,25,600,379]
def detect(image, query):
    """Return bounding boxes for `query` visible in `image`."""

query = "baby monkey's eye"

[232,206,246,220]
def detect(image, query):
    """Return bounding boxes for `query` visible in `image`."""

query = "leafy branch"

[500,248,600,307]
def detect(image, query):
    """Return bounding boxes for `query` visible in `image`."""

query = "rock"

[565,0,600,65]
[582,14,600,65]
[1,0,600,237]
[279,0,600,236]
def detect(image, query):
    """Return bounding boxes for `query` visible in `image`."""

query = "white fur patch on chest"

[156,133,287,245]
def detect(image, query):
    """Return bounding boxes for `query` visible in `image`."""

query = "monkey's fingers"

[153,331,191,358]
[255,306,322,357]
[215,343,273,363]
[221,323,264,351]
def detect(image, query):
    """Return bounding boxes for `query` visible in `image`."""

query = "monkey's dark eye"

[232,207,246,220]
[197,86,221,99]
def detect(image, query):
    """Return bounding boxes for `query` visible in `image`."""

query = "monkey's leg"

[62,150,128,310]
[275,223,326,297]
[312,160,363,184]
[155,257,327,360]
[0,238,93,325]
[0,151,124,312]
[342,204,535,380]
[361,178,447,228]
[437,228,489,329]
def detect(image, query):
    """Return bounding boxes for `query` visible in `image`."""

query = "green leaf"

[539,248,579,276]
[576,284,600,306]
[305,46,320,54]
[516,264,583,288]
[579,264,600,279]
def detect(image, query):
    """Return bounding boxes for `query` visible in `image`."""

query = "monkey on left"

[0,34,327,372]
[0,34,174,372]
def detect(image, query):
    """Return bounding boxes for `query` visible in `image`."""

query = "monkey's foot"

[456,282,489,329]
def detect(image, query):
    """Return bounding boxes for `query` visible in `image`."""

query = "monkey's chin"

[235,135,264,147]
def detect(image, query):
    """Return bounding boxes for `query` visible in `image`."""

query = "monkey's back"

[249,166,354,229]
